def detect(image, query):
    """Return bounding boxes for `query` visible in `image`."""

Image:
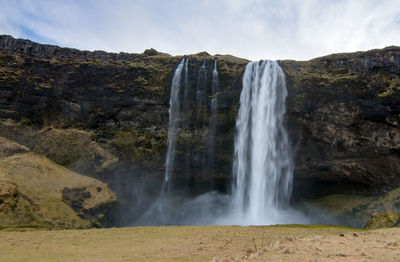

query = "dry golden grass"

[0,225,368,262]
[0,136,29,158]
[0,149,116,229]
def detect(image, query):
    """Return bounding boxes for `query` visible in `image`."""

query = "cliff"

[0,35,399,226]
[0,35,248,224]
[281,49,400,198]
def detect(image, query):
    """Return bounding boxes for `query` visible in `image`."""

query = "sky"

[1,0,400,61]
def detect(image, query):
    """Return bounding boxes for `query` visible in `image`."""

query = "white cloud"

[0,0,399,60]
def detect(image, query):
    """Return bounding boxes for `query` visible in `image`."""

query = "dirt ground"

[215,228,400,262]
[0,225,398,262]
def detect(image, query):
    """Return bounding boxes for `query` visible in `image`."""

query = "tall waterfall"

[195,61,207,130]
[207,60,220,186]
[183,58,190,109]
[231,60,293,225]
[164,58,185,183]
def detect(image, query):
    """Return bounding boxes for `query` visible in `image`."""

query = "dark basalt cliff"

[0,35,399,226]
[281,51,400,199]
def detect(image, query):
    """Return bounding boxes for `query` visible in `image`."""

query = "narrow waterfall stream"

[137,58,227,225]
[164,58,186,184]
[207,60,220,189]
[136,58,187,225]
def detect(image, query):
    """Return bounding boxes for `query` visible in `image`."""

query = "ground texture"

[1,225,399,262]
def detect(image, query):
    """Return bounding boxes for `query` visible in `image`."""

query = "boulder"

[364,212,400,229]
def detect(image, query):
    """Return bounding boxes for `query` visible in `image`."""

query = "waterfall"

[164,58,185,183]
[195,61,207,130]
[212,60,220,94]
[207,60,220,187]
[231,60,293,225]
[137,58,310,226]
[183,58,190,108]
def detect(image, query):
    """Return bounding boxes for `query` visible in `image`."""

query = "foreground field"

[0,225,399,261]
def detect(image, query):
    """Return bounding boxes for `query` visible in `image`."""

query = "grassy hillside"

[0,136,117,229]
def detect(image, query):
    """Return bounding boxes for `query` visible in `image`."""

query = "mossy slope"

[309,187,400,227]
[0,136,117,230]
[364,211,400,229]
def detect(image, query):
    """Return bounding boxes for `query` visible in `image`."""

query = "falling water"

[195,61,207,130]
[164,58,185,183]
[206,61,220,186]
[231,60,293,225]
[212,60,220,94]
[137,59,313,226]
[183,58,190,108]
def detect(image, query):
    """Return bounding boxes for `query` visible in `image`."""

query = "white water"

[195,61,207,130]
[212,60,220,94]
[183,58,190,107]
[228,60,296,225]
[207,61,220,188]
[164,58,185,183]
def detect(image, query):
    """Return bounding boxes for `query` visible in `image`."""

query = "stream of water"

[229,60,295,225]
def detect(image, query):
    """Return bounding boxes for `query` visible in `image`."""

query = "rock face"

[280,49,400,198]
[0,35,399,226]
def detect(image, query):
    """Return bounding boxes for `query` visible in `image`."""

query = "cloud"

[0,0,399,60]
